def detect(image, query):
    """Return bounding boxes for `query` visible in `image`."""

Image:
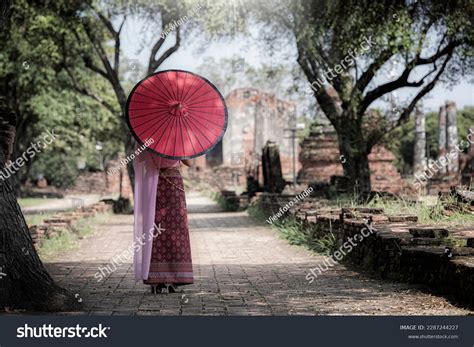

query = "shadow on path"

[42,191,472,316]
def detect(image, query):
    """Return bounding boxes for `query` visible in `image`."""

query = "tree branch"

[87,6,125,75]
[359,40,459,114]
[297,43,343,127]
[395,52,452,127]
[114,15,126,73]
[351,47,397,102]
[81,21,127,108]
[147,13,171,75]
[147,27,181,75]
[147,36,166,74]
[366,52,453,149]
[83,56,110,80]
[63,66,117,114]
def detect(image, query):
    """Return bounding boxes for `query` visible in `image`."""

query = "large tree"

[62,0,192,186]
[0,0,118,312]
[0,109,80,311]
[260,0,473,193]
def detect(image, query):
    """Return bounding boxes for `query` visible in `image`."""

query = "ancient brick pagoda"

[297,126,405,193]
[219,88,299,177]
[190,88,301,192]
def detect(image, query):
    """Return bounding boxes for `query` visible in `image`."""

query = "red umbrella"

[126,70,228,160]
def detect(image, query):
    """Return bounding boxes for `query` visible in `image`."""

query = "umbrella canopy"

[126,70,228,160]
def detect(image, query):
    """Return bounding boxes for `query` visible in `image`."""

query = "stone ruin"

[414,101,473,193]
[297,125,407,194]
[188,88,300,191]
[65,155,133,200]
[251,191,474,308]
[211,88,298,176]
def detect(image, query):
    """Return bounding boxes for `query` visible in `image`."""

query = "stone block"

[409,227,449,238]
[388,215,418,223]
[452,247,474,256]
[370,214,390,223]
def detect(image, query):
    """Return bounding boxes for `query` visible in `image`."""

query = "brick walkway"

[46,191,473,315]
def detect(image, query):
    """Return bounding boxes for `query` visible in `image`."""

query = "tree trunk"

[336,125,372,196]
[122,115,136,195]
[0,114,81,312]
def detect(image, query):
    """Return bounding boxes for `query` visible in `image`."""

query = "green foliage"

[25,88,122,186]
[273,217,307,245]
[24,213,54,226]
[18,199,56,208]
[365,193,474,228]
[248,204,338,255]
[312,232,338,256]
[249,0,473,189]
[273,217,338,255]
[247,204,269,222]
[0,0,123,188]
[28,152,79,188]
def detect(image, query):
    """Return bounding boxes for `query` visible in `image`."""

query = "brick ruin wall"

[253,193,474,308]
[297,129,413,194]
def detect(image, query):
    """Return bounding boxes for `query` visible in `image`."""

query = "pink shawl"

[133,151,179,281]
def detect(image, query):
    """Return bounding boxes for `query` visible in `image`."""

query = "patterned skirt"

[144,168,194,285]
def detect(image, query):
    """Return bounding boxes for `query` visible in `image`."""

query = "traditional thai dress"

[133,151,193,286]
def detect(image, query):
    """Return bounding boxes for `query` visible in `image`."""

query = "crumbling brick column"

[446,101,459,174]
[438,105,447,175]
[413,109,426,175]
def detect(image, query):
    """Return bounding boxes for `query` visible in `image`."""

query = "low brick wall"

[28,201,113,248]
[253,193,474,308]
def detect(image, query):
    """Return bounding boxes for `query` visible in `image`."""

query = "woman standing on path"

[127,70,228,295]
[133,150,194,294]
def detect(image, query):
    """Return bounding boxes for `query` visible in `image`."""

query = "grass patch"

[248,193,474,258]
[18,198,58,208]
[247,204,268,222]
[321,193,474,229]
[201,188,231,210]
[209,191,228,210]
[248,205,338,255]
[363,194,474,228]
[273,217,338,255]
[445,238,468,248]
[38,212,112,261]
[24,213,54,226]
[38,231,77,260]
